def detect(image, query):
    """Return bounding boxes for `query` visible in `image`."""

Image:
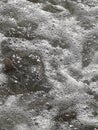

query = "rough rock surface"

[0,0,98,130]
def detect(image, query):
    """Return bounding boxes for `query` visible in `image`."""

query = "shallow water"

[0,0,98,130]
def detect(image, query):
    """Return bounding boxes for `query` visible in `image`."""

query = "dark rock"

[54,110,77,122]
[1,38,50,94]
[3,57,16,72]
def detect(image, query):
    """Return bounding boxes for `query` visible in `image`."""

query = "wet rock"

[5,21,38,40]
[3,57,16,72]
[1,38,50,94]
[54,110,76,122]
[0,0,98,130]
[42,4,64,13]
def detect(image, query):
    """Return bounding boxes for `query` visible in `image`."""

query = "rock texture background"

[0,0,98,130]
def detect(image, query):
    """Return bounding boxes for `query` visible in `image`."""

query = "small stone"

[12,54,16,58]
[14,80,18,83]
[37,59,40,62]
[17,60,20,63]
[3,58,16,71]
[69,125,74,128]
[35,122,39,125]
[66,114,70,117]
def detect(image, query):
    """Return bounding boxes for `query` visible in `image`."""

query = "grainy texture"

[0,0,98,130]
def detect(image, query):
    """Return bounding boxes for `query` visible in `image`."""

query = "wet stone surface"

[1,39,48,94]
[0,0,98,130]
